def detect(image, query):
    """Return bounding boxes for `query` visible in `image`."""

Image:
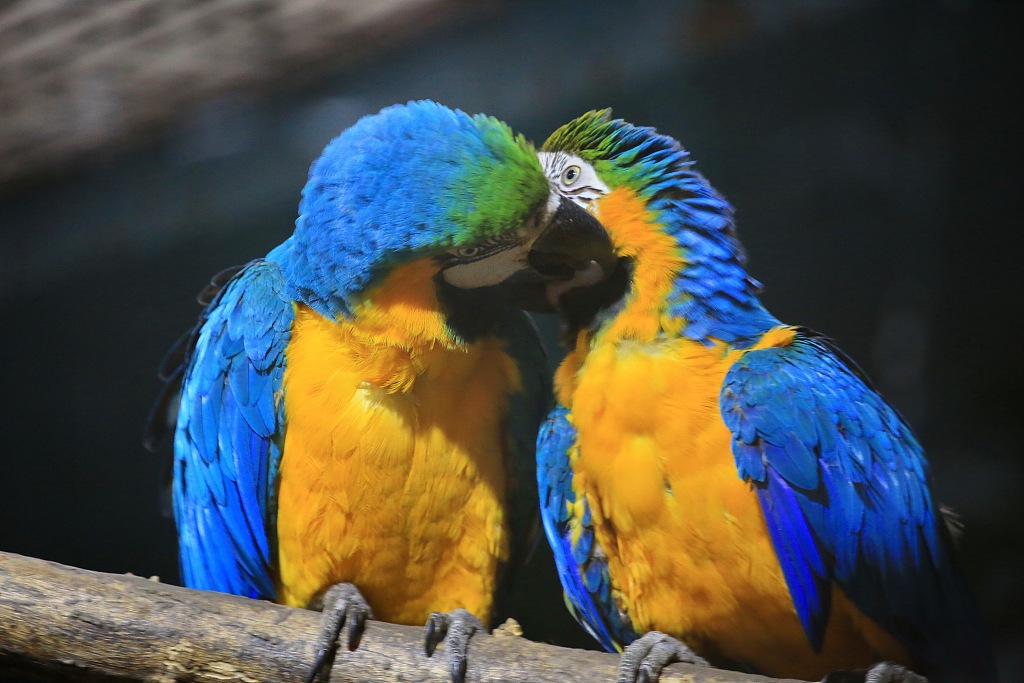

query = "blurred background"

[1,0,1021,680]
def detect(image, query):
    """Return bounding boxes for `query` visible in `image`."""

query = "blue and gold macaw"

[534,110,997,683]
[147,101,615,682]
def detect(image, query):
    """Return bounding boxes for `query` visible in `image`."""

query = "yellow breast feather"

[275,259,521,625]
[561,186,907,676]
[567,331,908,676]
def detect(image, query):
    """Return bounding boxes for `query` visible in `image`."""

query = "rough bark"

[0,551,801,683]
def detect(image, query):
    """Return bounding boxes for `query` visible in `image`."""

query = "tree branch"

[0,551,800,683]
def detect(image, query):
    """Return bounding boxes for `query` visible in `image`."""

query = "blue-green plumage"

[174,259,289,599]
[537,110,997,682]
[538,406,637,652]
[157,102,612,626]
[271,102,549,320]
[543,109,780,346]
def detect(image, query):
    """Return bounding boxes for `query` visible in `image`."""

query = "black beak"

[504,196,617,312]
[529,196,617,280]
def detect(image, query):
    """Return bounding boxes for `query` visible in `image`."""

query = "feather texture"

[163,102,553,631]
[538,405,637,651]
[272,259,545,621]
[538,111,996,682]
[174,259,290,599]
[720,331,994,679]
[271,101,547,320]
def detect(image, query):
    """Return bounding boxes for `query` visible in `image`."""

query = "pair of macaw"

[150,101,996,683]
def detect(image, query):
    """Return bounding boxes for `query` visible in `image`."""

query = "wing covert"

[537,404,638,652]
[173,260,292,600]
[721,330,994,679]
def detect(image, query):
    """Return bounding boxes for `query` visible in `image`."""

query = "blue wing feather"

[721,330,995,682]
[537,405,638,652]
[173,260,291,600]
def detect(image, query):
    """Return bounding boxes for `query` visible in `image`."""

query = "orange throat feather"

[557,189,911,677]
[274,258,520,625]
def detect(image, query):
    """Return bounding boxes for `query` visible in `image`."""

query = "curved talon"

[305,583,373,683]
[423,608,485,683]
[618,631,708,683]
[424,611,450,657]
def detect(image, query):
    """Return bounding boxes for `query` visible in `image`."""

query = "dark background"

[1,1,1021,680]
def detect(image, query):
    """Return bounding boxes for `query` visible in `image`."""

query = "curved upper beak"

[508,195,616,312]
[529,196,617,281]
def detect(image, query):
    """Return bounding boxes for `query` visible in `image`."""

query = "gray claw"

[822,662,928,683]
[618,631,708,683]
[424,608,485,683]
[865,662,928,683]
[305,583,374,683]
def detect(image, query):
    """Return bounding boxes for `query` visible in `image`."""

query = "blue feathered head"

[271,101,616,322]
[536,110,779,345]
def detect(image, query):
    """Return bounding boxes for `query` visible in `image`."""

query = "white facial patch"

[439,243,531,289]
[539,152,609,209]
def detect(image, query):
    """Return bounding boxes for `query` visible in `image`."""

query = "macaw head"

[273,101,616,339]
[539,110,774,345]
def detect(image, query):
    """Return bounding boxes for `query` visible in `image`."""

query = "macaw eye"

[454,246,482,258]
[445,234,517,262]
[561,165,582,186]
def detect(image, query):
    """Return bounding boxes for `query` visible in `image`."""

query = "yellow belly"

[274,302,519,625]
[566,331,910,679]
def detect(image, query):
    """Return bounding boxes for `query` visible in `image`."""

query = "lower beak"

[507,195,617,312]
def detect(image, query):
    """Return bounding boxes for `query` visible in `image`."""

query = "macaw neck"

[587,186,778,347]
[347,258,464,350]
[269,238,463,350]
[269,235,361,320]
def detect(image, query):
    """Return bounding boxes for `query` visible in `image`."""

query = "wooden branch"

[0,551,800,683]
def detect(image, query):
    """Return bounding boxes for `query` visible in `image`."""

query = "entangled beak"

[529,196,617,282]
[437,194,616,314]
[505,195,616,312]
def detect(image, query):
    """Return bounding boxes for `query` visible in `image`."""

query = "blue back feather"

[537,406,638,651]
[541,112,996,682]
[174,260,290,599]
[721,331,996,682]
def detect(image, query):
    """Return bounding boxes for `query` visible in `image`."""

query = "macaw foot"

[304,582,374,683]
[424,607,485,683]
[617,631,709,683]
[822,661,928,683]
